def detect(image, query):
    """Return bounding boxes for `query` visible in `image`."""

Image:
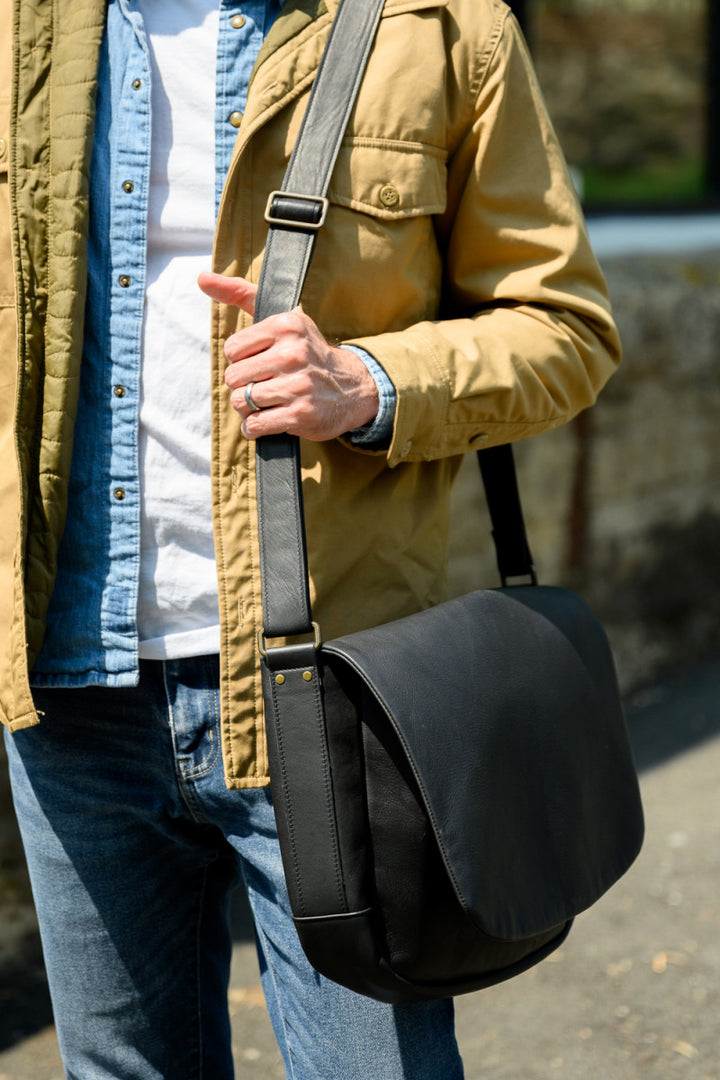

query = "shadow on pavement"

[0,936,54,1052]
[624,652,720,771]
[1,653,718,1054]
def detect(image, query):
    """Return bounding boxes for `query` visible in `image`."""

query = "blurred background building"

[450,0,720,692]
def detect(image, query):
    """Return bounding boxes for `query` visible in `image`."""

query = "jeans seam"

[164,661,221,781]
[194,864,209,1080]
[162,661,214,823]
[257,922,298,1080]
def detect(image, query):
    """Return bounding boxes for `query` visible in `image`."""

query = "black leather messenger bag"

[252,0,644,1003]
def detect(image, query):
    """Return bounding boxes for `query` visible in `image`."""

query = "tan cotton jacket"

[0,0,620,786]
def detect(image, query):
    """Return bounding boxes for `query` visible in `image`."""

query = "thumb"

[197,271,257,316]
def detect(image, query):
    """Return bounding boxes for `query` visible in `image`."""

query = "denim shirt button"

[122,180,135,194]
[231,14,245,28]
[118,275,132,288]
[113,488,127,502]
[114,386,127,399]
[228,111,243,128]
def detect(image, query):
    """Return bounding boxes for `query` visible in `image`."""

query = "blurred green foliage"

[582,158,705,205]
[529,0,707,206]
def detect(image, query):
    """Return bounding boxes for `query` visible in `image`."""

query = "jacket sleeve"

[346,11,621,467]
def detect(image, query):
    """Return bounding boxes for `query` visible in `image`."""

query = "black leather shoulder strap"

[253,0,538,644]
[254,0,387,640]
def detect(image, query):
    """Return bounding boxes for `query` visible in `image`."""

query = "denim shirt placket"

[102,0,152,677]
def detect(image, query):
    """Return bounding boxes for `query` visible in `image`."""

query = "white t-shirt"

[137,0,221,659]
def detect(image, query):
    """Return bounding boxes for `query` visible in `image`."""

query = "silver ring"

[244,381,261,412]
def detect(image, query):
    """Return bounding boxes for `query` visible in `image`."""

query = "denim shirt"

[33,0,395,688]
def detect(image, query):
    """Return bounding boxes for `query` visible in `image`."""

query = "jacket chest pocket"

[302,140,447,340]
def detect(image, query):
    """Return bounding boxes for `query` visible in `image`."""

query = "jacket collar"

[253,0,328,75]
[255,0,447,78]
[246,0,447,136]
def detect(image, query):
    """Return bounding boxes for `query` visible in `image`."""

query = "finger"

[224,309,309,366]
[241,405,296,441]
[230,370,311,419]
[230,378,278,416]
[224,327,284,369]
[197,271,257,316]
[240,400,334,443]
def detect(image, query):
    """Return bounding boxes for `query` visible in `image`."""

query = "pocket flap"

[324,585,644,941]
[328,140,446,219]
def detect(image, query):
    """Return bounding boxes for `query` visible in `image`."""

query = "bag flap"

[323,586,644,941]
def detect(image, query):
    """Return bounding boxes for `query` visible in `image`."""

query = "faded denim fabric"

[7,657,462,1079]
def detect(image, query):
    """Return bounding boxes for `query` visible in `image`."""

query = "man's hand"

[197,272,379,441]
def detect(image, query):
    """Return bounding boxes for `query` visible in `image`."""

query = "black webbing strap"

[477,445,536,585]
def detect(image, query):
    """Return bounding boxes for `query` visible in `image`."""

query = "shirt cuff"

[341,346,397,448]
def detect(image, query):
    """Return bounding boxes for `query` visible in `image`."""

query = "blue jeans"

[6,656,463,1080]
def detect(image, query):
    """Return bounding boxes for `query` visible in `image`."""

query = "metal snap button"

[113,488,126,501]
[231,14,246,28]
[118,275,131,288]
[114,386,127,399]
[228,111,243,128]
[132,79,143,91]
[122,180,135,194]
[379,184,400,208]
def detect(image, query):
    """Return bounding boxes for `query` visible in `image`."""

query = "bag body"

[262,585,644,1003]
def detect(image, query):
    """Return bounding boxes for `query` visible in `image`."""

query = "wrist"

[340,346,397,448]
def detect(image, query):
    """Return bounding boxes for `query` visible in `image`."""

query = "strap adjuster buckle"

[264,191,329,231]
[257,621,322,659]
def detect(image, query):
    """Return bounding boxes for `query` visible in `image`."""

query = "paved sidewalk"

[1,656,719,1079]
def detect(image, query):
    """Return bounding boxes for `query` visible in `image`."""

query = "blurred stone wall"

[449,246,720,692]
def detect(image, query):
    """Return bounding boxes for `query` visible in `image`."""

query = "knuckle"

[274,312,294,336]
[242,415,260,439]
[275,341,299,370]
[292,370,313,396]
[276,310,305,336]
[295,399,316,425]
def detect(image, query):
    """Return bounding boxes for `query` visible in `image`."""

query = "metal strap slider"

[264,191,329,231]
[257,621,322,659]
